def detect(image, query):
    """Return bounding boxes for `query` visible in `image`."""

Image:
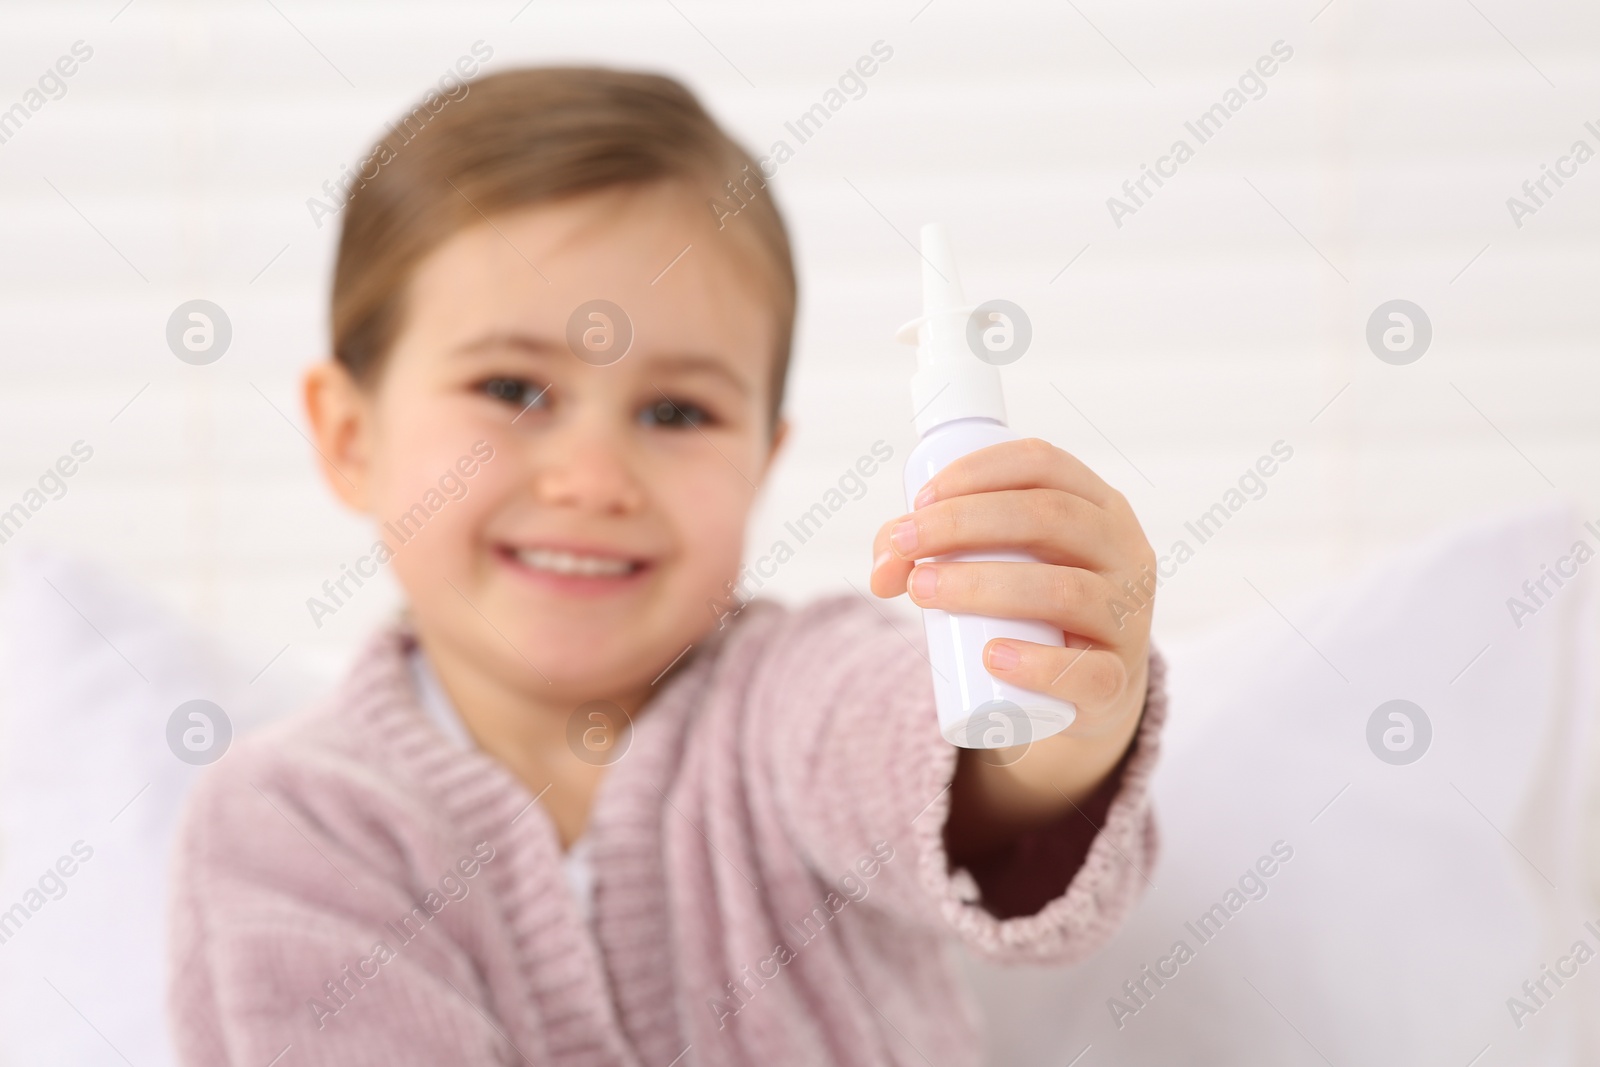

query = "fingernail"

[987,642,1021,671]
[889,520,918,557]
[871,549,892,574]
[909,564,937,601]
[913,484,937,509]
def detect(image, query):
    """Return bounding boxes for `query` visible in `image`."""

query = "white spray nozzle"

[895,222,1008,436]
[894,223,970,344]
[919,222,967,321]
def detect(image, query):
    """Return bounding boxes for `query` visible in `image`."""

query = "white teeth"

[515,548,635,577]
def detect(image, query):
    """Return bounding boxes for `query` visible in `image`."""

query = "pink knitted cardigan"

[168,595,1167,1066]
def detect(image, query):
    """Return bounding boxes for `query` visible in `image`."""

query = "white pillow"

[0,550,328,1067]
[962,500,1600,1066]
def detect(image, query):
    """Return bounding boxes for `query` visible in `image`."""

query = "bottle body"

[904,417,1077,749]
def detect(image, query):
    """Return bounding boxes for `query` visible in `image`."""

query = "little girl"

[168,67,1167,1066]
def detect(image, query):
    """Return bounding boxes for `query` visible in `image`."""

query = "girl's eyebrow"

[649,354,751,397]
[450,332,563,358]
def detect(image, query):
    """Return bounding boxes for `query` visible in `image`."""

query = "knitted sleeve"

[751,595,1167,965]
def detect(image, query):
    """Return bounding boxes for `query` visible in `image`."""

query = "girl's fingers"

[913,438,1122,512]
[981,640,1132,727]
[869,521,914,597]
[905,560,1143,647]
[885,489,1122,571]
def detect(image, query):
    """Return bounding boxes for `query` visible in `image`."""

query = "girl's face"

[311,181,786,704]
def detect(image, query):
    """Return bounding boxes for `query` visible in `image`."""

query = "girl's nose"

[528,418,647,515]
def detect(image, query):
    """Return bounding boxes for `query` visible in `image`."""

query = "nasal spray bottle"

[896,223,1076,749]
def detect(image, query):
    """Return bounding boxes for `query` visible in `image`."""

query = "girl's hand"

[869,438,1157,859]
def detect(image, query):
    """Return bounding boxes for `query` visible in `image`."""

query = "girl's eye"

[640,397,711,429]
[481,377,547,411]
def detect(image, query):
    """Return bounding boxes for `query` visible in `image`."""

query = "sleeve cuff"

[911,645,1169,966]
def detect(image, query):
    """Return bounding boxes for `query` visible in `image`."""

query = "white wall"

[1,0,1597,678]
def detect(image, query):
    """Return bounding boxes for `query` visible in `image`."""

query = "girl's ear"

[302,360,376,513]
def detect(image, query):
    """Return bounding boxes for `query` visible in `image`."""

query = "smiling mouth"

[504,546,646,578]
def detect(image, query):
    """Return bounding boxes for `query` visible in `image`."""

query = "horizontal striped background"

[0,0,1596,679]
